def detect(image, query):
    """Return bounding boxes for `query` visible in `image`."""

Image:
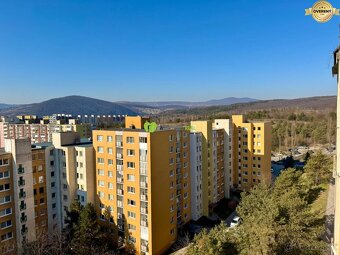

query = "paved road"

[325,182,335,244]
[224,210,238,227]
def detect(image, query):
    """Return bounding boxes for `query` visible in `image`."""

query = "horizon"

[0,93,337,105]
[0,1,338,104]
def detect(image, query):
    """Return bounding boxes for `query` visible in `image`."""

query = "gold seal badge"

[305,0,340,23]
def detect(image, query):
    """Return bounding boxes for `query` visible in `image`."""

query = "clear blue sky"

[0,0,339,104]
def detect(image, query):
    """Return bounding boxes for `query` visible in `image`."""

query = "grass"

[310,182,329,218]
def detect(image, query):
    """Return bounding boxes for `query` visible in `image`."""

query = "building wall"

[190,121,213,216]
[189,132,203,221]
[5,139,36,249]
[93,127,190,255]
[32,149,48,236]
[232,115,272,191]
[0,152,16,254]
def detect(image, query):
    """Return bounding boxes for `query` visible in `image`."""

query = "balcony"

[141,220,148,227]
[141,207,148,214]
[117,189,124,195]
[116,141,123,147]
[19,191,26,199]
[140,169,147,175]
[141,245,149,253]
[20,215,27,223]
[20,203,26,211]
[140,182,148,188]
[18,167,25,174]
[18,179,25,187]
[140,195,148,201]
[117,165,123,171]
[116,153,123,159]
[117,201,123,208]
[21,227,28,235]
[117,177,123,183]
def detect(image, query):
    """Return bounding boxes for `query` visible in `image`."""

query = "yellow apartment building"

[93,116,190,255]
[232,115,271,191]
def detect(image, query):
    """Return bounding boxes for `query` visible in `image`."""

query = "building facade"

[93,116,191,255]
[231,115,271,191]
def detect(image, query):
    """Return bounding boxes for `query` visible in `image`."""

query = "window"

[0,196,10,205]
[127,174,135,181]
[0,159,9,166]
[139,137,147,143]
[39,176,44,183]
[127,149,135,156]
[97,135,103,142]
[170,170,174,177]
[108,171,113,178]
[107,136,113,142]
[98,180,105,187]
[127,199,136,206]
[128,224,136,231]
[126,137,134,143]
[169,158,174,165]
[98,191,105,198]
[128,211,136,218]
[0,184,10,192]
[0,232,12,241]
[128,236,136,243]
[127,186,135,193]
[169,135,173,141]
[257,127,261,130]
[0,171,9,179]
[183,142,187,148]
[97,158,104,164]
[108,182,114,189]
[108,159,113,165]
[0,220,12,229]
[170,228,175,235]
[98,169,105,176]
[127,162,135,169]
[170,205,174,212]
[107,148,113,154]
[0,208,12,217]
[108,194,114,201]
[97,146,104,153]
[39,187,44,193]
[183,162,188,168]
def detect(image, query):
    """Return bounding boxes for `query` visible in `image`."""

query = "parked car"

[230,216,242,228]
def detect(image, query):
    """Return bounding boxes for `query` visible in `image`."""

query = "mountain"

[0,96,139,117]
[163,96,336,116]
[0,103,16,110]
[119,97,258,110]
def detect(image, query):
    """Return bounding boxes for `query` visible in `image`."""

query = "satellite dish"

[144,121,158,133]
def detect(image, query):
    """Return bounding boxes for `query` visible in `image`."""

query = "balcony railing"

[116,141,123,147]
[21,227,28,235]
[18,180,25,187]
[141,220,148,227]
[141,207,148,214]
[18,167,24,174]
[117,189,124,195]
[140,195,148,201]
[19,191,26,199]
[20,215,27,223]
[20,203,26,211]
[140,182,148,188]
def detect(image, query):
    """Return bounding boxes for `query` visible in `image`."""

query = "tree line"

[185,151,333,255]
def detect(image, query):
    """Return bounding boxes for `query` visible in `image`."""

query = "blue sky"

[0,0,339,103]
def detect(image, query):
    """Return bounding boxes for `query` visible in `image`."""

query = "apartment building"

[0,121,92,148]
[3,139,37,253]
[189,119,232,218]
[77,114,125,127]
[93,116,191,255]
[0,150,16,254]
[50,132,95,230]
[231,115,271,191]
